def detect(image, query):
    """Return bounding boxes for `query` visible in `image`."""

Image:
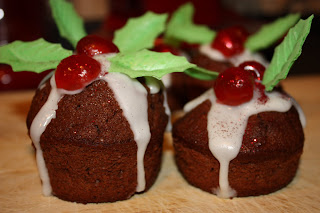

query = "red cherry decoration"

[211,26,249,57]
[214,67,254,106]
[55,55,101,91]
[76,35,119,57]
[239,61,265,81]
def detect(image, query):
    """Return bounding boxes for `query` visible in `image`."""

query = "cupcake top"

[164,4,301,68]
[179,14,313,198]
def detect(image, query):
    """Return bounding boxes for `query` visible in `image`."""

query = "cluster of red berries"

[214,61,266,106]
[55,35,119,91]
[211,26,267,106]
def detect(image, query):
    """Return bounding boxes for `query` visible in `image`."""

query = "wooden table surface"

[0,75,319,213]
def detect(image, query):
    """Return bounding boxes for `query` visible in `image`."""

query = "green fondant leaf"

[164,3,216,45]
[49,0,87,48]
[184,66,219,80]
[262,15,313,91]
[0,39,73,73]
[109,49,196,79]
[113,12,168,53]
[245,13,301,52]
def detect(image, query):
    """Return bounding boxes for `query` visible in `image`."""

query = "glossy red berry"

[76,35,119,57]
[214,67,254,106]
[211,26,249,57]
[55,55,101,91]
[239,61,265,81]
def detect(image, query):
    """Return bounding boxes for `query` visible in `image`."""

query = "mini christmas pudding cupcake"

[172,15,313,198]
[160,3,301,111]
[0,0,195,203]
[26,53,169,204]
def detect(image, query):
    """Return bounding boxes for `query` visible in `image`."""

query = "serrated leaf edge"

[262,15,313,91]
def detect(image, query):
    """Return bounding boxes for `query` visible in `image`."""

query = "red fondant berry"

[76,35,119,57]
[214,67,254,106]
[211,26,249,57]
[55,55,101,91]
[239,61,265,81]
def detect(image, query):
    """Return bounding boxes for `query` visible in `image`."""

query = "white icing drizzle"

[230,50,269,67]
[199,45,226,62]
[38,71,54,90]
[145,77,161,94]
[163,90,172,132]
[96,55,151,192]
[184,88,297,198]
[30,76,63,196]
[30,53,153,195]
[94,53,116,76]
[199,44,269,67]
[145,76,172,131]
[100,73,150,192]
[162,73,172,88]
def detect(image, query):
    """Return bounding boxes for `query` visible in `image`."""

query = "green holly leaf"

[184,66,219,80]
[262,15,313,91]
[109,49,196,79]
[113,12,168,53]
[49,0,87,48]
[245,13,300,52]
[164,3,216,45]
[0,39,72,73]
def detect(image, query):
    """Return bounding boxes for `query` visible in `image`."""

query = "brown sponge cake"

[27,79,168,203]
[172,97,304,197]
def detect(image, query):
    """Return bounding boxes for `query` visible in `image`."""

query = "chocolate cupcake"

[171,14,312,198]
[173,96,304,197]
[21,26,195,202]
[22,33,195,202]
[27,68,168,203]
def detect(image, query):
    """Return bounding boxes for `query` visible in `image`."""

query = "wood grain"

[0,75,319,213]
